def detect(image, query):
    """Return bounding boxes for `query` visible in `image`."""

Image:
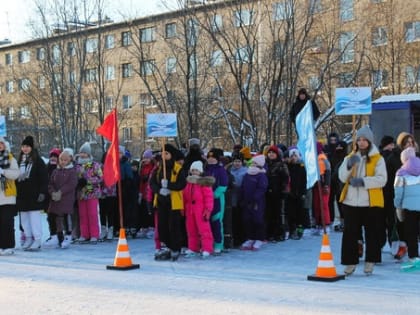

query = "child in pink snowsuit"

[183,161,215,257]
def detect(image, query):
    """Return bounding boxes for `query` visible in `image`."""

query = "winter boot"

[61,235,72,249]
[364,262,375,275]
[240,240,255,250]
[100,226,107,240]
[171,250,180,261]
[28,239,41,251]
[154,247,171,261]
[344,265,356,276]
[21,238,33,250]
[395,243,407,260]
[252,240,264,250]
[43,235,59,248]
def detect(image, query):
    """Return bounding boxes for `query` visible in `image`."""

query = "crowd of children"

[1,130,419,274]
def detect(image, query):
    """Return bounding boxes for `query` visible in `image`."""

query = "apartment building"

[0,0,419,157]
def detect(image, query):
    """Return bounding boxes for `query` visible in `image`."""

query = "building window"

[339,32,355,63]
[122,31,132,46]
[105,96,114,111]
[308,76,320,90]
[406,66,420,85]
[122,63,133,78]
[85,68,97,83]
[123,127,132,142]
[166,57,177,74]
[6,81,14,93]
[18,78,31,91]
[37,47,45,60]
[68,71,76,84]
[210,50,223,67]
[235,46,252,63]
[140,26,156,43]
[105,35,115,49]
[234,9,254,26]
[18,50,30,63]
[122,95,132,109]
[372,70,388,88]
[405,21,420,43]
[167,90,176,105]
[5,53,12,65]
[165,22,177,38]
[372,27,387,46]
[8,107,15,121]
[338,72,354,86]
[106,65,115,81]
[273,2,292,21]
[340,0,353,22]
[309,0,322,14]
[140,60,155,76]
[21,106,30,119]
[67,42,76,56]
[38,76,46,89]
[52,44,61,64]
[211,14,223,32]
[187,19,199,47]
[140,93,157,107]
[85,38,98,53]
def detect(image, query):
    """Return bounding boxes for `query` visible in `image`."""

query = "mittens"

[161,179,168,188]
[347,155,361,170]
[159,188,170,196]
[350,177,364,187]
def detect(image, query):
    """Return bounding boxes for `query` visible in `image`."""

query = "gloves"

[159,188,170,196]
[137,193,143,205]
[347,155,361,170]
[77,178,87,190]
[161,179,168,188]
[51,190,62,201]
[37,193,46,203]
[350,177,364,187]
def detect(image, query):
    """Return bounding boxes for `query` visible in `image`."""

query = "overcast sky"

[0,0,177,44]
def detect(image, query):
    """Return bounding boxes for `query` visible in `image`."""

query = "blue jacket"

[394,175,420,212]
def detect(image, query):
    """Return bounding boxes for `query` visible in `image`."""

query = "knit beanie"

[379,135,394,150]
[401,147,416,164]
[267,145,280,156]
[21,135,34,148]
[252,154,266,168]
[288,148,301,159]
[63,147,74,157]
[49,148,61,158]
[143,149,153,159]
[190,160,204,173]
[240,147,252,160]
[188,138,200,147]
[356,125,374,144]
[79,142,92,155]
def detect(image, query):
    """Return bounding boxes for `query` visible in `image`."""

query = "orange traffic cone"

[106,228,140,270]
[307,233,345,282]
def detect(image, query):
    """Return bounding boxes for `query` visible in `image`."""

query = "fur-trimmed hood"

[186,175,215,187]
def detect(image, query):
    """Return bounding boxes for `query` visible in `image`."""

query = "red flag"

[97,109,121,187]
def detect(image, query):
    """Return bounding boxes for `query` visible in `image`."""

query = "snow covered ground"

[0,214,419,315]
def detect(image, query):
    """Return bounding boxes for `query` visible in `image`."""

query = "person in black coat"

[289,88,320,127]
[16,136,48,251]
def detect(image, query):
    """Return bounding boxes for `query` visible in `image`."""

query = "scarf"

[247,166,266,175]
[18,154,33,181]
[0,150,10,169]
[396,156,420,176]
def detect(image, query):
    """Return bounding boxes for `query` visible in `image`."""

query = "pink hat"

[401,147,416,164]
[252,154,266,168]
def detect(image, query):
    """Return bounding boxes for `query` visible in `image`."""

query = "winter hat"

[277,143,288,154]
[267,145,280,156]
[401,147,416,164]
[190,160,204,173]
[188,138,200,147]
[164,143,178,158]
[240,146,252,160]
[396,132,413,148]
[379,135,394,150]
[124,149,132,159]
[79,142,92,155]
[288,148,301,159]
[49,148,61,158]
[231,151,244,162]
[252,154,266,168]
[207,148,224,161]
[356,125,374,144]
[21,135,34,148]
[63,147,74,157]
[143,149,153,159]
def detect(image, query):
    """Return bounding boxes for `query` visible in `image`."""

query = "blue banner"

[335,87,372,115]
[296,101,320,189]
[0,115,6,136]
[146,113,177,137]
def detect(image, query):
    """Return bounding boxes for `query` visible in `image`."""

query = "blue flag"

[296,101,320,189]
